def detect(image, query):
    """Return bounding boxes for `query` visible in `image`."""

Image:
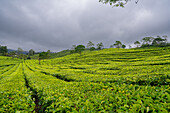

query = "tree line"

[134,35,169,48]
[0,35,169,61]
[70,35,169,55]
[70,41,126,55]
[0,46,37,59]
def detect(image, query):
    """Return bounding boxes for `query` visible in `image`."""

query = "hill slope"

[0,47,170,112]
[26,47,170,84]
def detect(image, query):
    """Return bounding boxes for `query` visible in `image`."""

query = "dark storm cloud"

[0,0,170,51]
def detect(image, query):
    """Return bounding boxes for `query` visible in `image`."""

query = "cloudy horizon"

[0,0,170,52]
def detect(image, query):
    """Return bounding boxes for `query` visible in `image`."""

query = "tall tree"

[114,41,122,48]
[75,45,85,55]
[134,41,141,48]
[142,37,154,45]
[122,44,126,48]
[0,46,7,55]
[17,48,23,55]
[47,50,51,54]
[39,51,49,64]
[96,42,104,50]
[162,35,168,43]
[152,36,166,46]
[28,49,35,56]
[87,41,94,49]
[47,50,51,58]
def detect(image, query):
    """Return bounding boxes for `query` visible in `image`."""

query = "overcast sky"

[0,0,170,52]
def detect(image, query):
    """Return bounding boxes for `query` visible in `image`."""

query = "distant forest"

[0,35,169,59]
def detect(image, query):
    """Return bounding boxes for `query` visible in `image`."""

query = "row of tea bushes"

[0,63,35,112]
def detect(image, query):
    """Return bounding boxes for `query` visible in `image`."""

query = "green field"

[0,47,170,112]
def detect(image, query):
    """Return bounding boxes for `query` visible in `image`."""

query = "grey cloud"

[0,0,170,52]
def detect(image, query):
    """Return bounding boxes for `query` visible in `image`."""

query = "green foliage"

[39,52,49,60]
[28,49,35,56]
[75,45,85,55]
[0,47,169,112]
[152,36,166,46]
[39,51,50,64]
[23,56,170,112]
[134,41,141,48]
[0,62,35,112]
[70,50,75,54]
[0,46,7,55]
[87,41,94,48]
[17,48,23,55]
[18,54,28,59]
[90,47,95,51]
[114,41,122,48]
[8,51,16,57]
[142,37,154,45]
[47,50,51,54]
[0,56,21,67]
[26,47,170,85]
[136,35,169,48]
[122,44,126,48]
[99,0,131,7]
[110,40,125,48]
[96,42,104,50]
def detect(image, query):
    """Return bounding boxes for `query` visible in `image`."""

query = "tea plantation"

[0,47,170,112]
